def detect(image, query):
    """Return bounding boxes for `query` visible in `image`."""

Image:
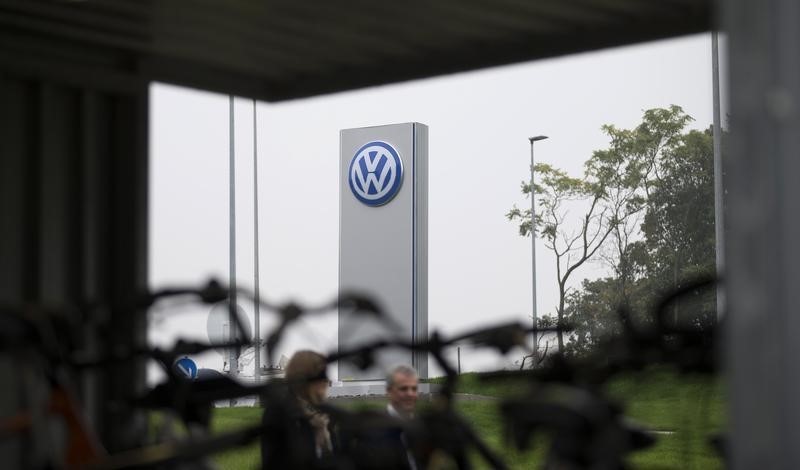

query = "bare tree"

[508,160,640,351]
[518,330,552,370]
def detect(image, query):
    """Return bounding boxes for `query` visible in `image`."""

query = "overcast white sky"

[147,33,727,380]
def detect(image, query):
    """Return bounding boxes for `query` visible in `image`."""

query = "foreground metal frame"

[725,0,800,467]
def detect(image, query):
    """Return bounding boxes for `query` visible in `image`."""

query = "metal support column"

[725,0,800,467]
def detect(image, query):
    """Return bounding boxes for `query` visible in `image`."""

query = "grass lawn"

[204,367,724,469]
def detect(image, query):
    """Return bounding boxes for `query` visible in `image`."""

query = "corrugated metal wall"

[0,65,149,455]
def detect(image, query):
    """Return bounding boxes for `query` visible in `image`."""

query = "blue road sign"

[174,357,198,379]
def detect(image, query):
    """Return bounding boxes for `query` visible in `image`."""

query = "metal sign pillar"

[339,123,429,381]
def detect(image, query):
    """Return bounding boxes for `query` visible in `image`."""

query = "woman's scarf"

[298,398,332,456]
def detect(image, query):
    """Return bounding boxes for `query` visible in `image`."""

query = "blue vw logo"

[348,141,403,206]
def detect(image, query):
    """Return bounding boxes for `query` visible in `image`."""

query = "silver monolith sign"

[339,123,428,381]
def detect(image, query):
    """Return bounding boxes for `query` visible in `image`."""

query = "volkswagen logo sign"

[348,141,404,206]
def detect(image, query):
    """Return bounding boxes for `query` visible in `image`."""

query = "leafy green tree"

[640,126,717,328]
[560,277,620,356]
[590,106,694,303]
[510,106,718,357]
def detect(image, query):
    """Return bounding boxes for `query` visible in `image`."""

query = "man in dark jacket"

[383,365,420,470]
[333,365,421,470]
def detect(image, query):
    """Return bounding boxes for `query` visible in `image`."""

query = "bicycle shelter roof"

[0,0,711,101]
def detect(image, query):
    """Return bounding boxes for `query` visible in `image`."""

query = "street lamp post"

[712,31,725,321]
[528,135,548,363]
